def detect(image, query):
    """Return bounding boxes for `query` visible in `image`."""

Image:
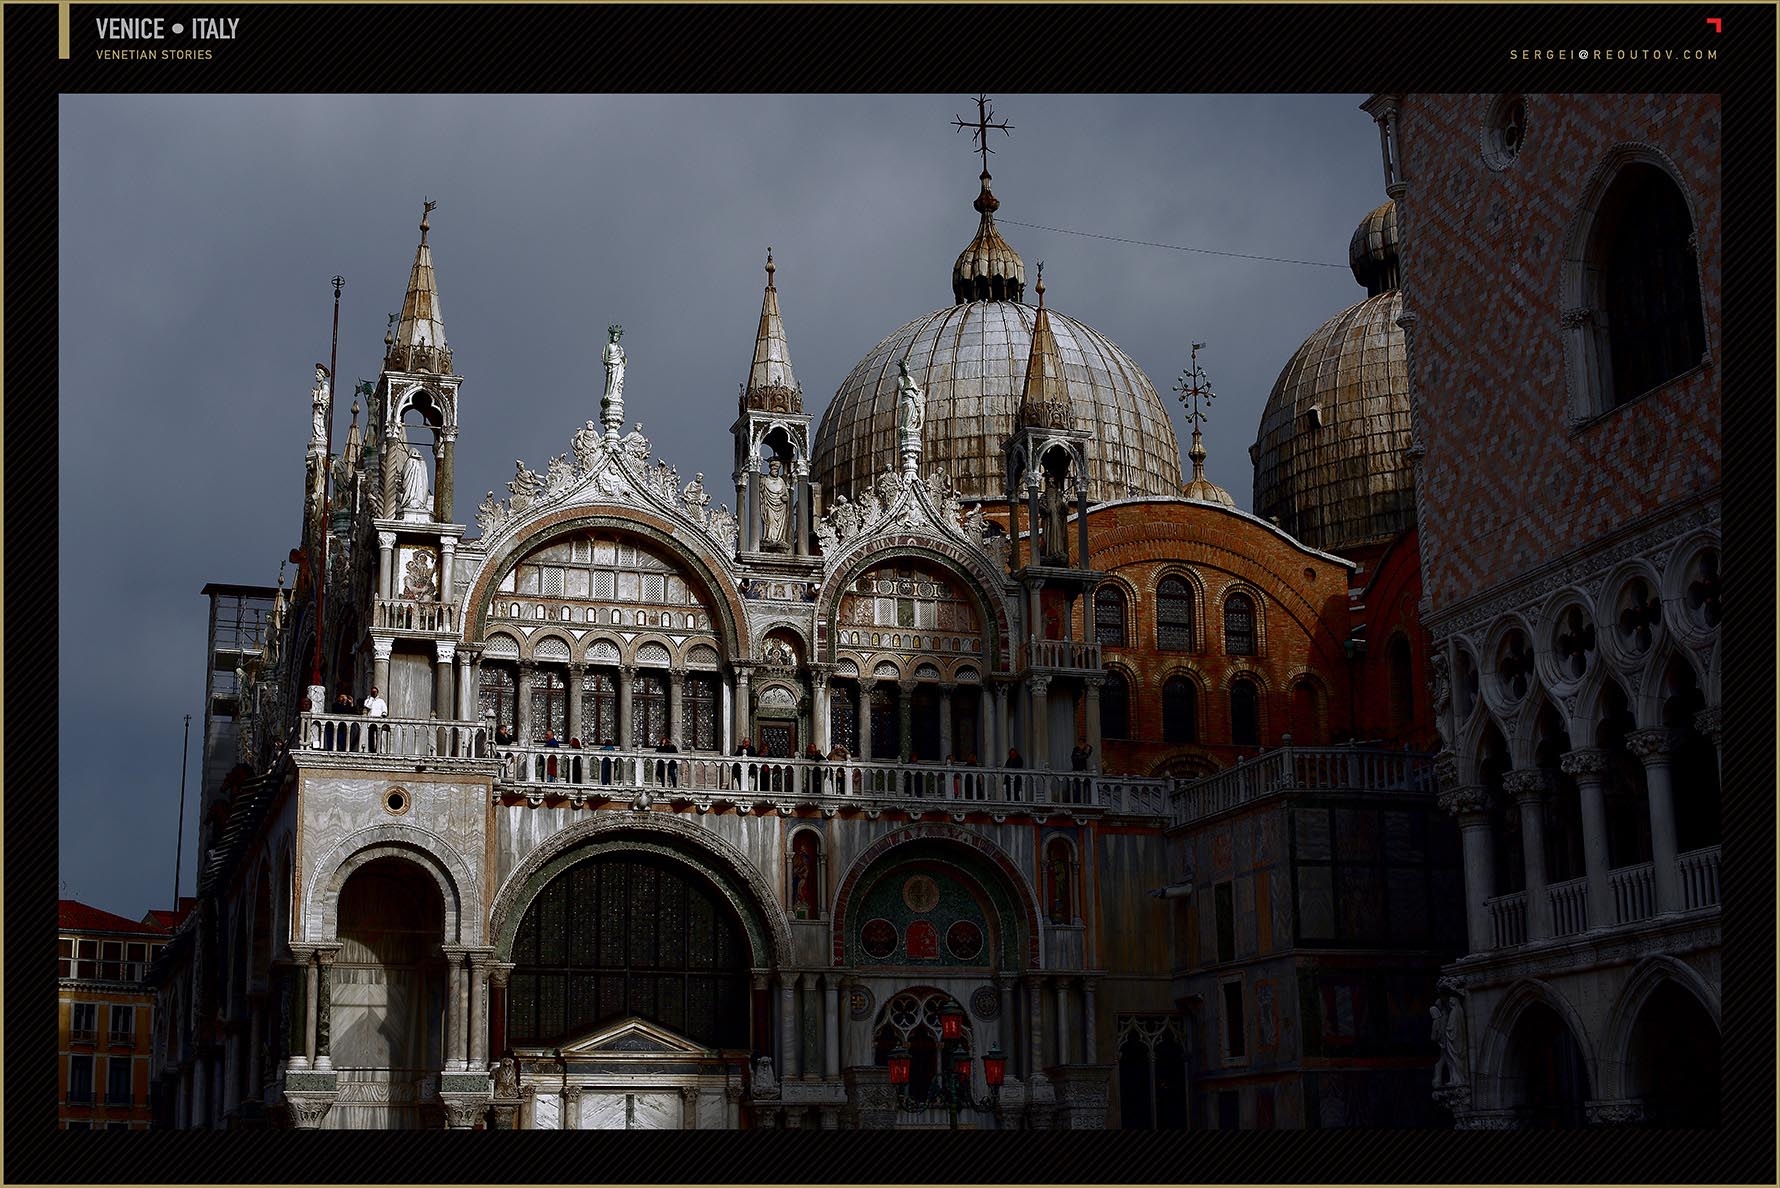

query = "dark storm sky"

[58,94,1387,915]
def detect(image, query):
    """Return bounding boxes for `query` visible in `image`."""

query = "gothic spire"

[1018,264,1067,426]
[742,248,802,412]
[385,199,451,373]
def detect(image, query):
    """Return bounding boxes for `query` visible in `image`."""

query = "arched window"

[633,673,668,748]
[685,674,719,751]
[829,684,859,757]
[1102,672,1131,740]
[1224,593,1256,656]
[530,668,567,743]
[1157,578,1194,651]
[1597,164,1707,406]
[580,669,619,746]
[1095,586,1128,647]
[1230,679,1260,747]
[1045,838,1074,924]
[1162,677,1197,744]
[507,854,750,1049]
[1387,634,1415,732]
[479,666,517,742]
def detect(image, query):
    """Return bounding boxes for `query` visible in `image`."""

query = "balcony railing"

[1676,845,1721,911]
[69,1027,98,1044]
[491,746,1170,817]
[1547,876,1589,938]
[1486,891,1528,948]
[1169,744,1434,827]
[297,712,489,760]
[106,1028,136,1047]
[1024,636,1102,672]
[1610,862,1657,925]
[374,598,458,634]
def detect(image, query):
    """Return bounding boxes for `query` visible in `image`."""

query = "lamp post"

[886,1001,1006,1129]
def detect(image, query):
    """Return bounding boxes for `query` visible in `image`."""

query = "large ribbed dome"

[813,301,1183,505]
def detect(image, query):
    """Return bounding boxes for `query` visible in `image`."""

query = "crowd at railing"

[297,712,489,760]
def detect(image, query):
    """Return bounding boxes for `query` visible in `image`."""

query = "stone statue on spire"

[601,325,627,439]
[309,364,331,449]
[896,358,925,477]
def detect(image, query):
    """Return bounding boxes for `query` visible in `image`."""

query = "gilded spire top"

[949,97,1024,304]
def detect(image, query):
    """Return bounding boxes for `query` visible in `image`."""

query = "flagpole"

[173,713,191,905]
[311,276,345,692]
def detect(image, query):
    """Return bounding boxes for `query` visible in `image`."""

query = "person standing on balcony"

[361,686,388,718]
[655,736,679,787]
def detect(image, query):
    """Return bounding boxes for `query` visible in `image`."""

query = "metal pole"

[312,276,344,691]
[173,713,191,905]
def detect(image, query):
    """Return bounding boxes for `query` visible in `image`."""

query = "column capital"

[668,667,687,688]
[1081,675,1106,692]
[435,639,457,665]
[1437,783,1492,820]
[938,681,958,696]
[1027,674,1051,697]
[440,945,470,968]
[732,661,755,680]
[1692,706,1721,742]
[488,962,516,989]
[312,945,342,969]
[371,635,394,661]
[1502,769,1550,800]
[1433,749,1462,794]
[377,530,398,549]
[618,662,637,680]
[1626,727,1681,761]
[1559,747,1610,777]
[517,657,537,673]
[898,678,919,695]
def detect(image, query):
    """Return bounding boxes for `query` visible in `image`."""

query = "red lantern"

[952,1052,973,1085]
[939,1000,966,1042]
[983,1042,1006,1087]
[887,1046,911,1086]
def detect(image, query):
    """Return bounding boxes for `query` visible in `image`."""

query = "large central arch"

[488,814,792,970]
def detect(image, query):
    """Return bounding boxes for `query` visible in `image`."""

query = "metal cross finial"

[952,94,1013,176]
[1173,342,1216,427]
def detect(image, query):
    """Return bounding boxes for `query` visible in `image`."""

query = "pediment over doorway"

[555,1015,715,1060]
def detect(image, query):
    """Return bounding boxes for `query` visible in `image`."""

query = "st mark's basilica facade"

[149,94,1720,1131]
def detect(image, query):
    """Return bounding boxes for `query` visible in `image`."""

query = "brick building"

[1366,92,1722,1127]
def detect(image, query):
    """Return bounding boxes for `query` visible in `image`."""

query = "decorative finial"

[765,247,775,286]
[420,198,437,243]
[1174,342,1217,475]
[953,94,1013,213]
[385,312,396,347]
[1035,261,1045,307]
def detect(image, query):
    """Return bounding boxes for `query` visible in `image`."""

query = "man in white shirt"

[361,686,389,718]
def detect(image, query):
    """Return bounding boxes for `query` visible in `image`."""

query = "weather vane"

[952,94,1013,175]
[1173,342,1216,428]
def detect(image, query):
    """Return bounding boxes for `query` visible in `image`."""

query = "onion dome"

[814,179,1180,506]
[1347,200,1400,294]
[951,174,1027,304]
[741,249,802,413]
[385,200,451,374]
[1251,201,1412,554]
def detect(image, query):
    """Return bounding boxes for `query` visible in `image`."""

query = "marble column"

[794,464,811,558]
[469,951,491,1070]
[681,1085,700,1130]
[516,660,536,745]
[377,531,397,602]
[457,651,476,722]
[668,668,686,749]
[1083,676,1104,774]
[1081,978,1098,1064]
[434,639,456,721]
[372,636,393,704]
[434,430,455,523]
[989,682,1008,765]
[811,667,832,754]
[733,474,748,554]
[566,662,585,745]
[442,948,466,1071]
[1438,783,1497,953]
[939,683,956,759]
[438,535,455,603]
[1028,976,1047,1075]
[301,949,319,1068]
[1027,675,1051,769]
[857,685,874,761]
[897,680,915,761]
[733,666,753,748]
[1074,483,1090,572]
[1505,769,1551,940]
[747,470,762,553]
[488,963,514,1061]
[313,947,338,1070]
[779,979,800,1080]
[1628,729,1682,913]
[1561,748,1614,930]
[617,664,635,750]
[823,978,841,1079]
[1053,978,1072,1066]
[1694,707,1722,783]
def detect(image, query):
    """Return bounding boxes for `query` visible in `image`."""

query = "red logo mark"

[1705,17,1722,32]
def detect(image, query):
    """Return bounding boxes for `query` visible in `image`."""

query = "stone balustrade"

[1486,891,1528,948]
[1169,744,1434,827]
[1024,637,1102,672]
[1547,876,1589,937]
[1609,862,1657,925]
[373,598,459,634]
[1675,845,1721,912]
[297,712,488,760]
[490,746,1169,817]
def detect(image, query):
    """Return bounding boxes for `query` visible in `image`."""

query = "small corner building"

[146,94,1717,1131]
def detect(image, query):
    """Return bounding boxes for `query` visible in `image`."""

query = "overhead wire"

[998,219,1348,270]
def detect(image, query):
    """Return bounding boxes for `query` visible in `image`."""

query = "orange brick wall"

[1396,94,1721,614]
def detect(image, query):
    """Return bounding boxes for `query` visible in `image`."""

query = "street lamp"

[886,1002,1006,1129]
